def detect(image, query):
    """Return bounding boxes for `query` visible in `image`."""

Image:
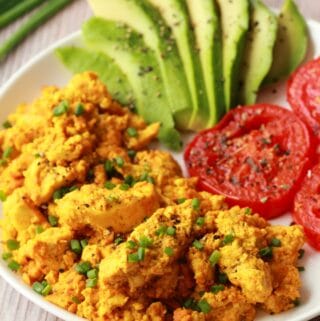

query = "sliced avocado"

[238,0,278,105]
[215,0,250,110]
[55,46,135,108]
[186,0,225,126]
[87,0,193,131]
[264,0,308,84]
[82,18,182,151]
[147,0,209,129]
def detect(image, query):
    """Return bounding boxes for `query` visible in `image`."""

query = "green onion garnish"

[164,247,174,256]
[53,100,69,116]
[127,127,138,137]
[209,250,221,266]
[74,103,85,116]
[6,239,20,250]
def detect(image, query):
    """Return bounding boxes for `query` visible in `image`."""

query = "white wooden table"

[0,0,319,320]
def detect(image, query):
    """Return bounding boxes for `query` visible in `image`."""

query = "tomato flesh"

[288,57,320,141]
[294,164,320,250]
[184,104,312,219]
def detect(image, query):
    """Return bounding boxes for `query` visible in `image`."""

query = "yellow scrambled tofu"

[0,73,305,321]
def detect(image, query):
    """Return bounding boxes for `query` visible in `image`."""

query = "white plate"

[1,20,320,321]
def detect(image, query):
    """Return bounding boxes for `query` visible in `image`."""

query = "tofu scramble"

[0,73,305,321]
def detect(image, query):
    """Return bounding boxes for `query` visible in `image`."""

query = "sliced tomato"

[294,164,320,250]
[287,57,320,142]
[184,104,312,219]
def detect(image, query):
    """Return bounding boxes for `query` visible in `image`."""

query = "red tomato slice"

[184,104,312,219]
[294,164,320,250]
[287,57,320,142]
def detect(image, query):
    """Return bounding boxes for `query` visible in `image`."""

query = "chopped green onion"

[166,226,176,236]
[72,296,81,304]
[298,249,305,259]
[87,268,98,279]
[2,120,12,128]
[139,236,153,248]
[127,252,140,263]
[8,260,20,271]
[192,240,203,251]
[68,185,78,192]
[127,127,138,137]
[48,215,58,227]
[270,238,281,247]
[53,100,69,116]
[35,225,44,234]
[209,250,221,266]
[114,237,124,245]
[211,284,225,294]
[140,172,148,181]
[80,239,88,249]
[41,284,52,296]
[75,261,92,275]
[297,266,305,272]
[244,208,252,215]
[293,298,300,307]
[52,187,69,200]
[2,252,12,260]
[155,225,167,236]
[191,198,200,210]
[6,239,20,250]
[137,247,145,261]
[70,240,82,255]
[126,240,137,249]
[177,198,186,204]
[0,190,6,201]
[197,299,212,314]
[104,160,114,175]
[120,183,130,191]
[124,175,136,187]
[222,234,234,245]
[115,156,124,167]
[196,217,205,226]
[183,298,197,309]
[164,247,174,256]
[3,146,13,159]
[32,281,45,294]
[105,181,115,190]
[127,149,136,159]
[259,246,273,260]
[86,278,98,288]
[74,103,85,116]
[217,272,228,284]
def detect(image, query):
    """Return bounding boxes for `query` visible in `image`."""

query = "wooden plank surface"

[0,0,319,320]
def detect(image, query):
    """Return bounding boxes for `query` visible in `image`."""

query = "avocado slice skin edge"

[186,0,225,127]
[87,0,193,131]
[238,0,278,105]
[216,0,250,111]
[264,0,308,84]
[82,18,182,151]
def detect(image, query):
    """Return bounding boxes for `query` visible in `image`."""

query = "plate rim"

[1,18,320,321]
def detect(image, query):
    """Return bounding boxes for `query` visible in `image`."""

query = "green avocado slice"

[186,0,225,127]
[147,0,209,130]
[216,0,250,110]
[55,46,135,108]
[264,0,308,84]
[82,18,182,151]
[238,0,278,105]
[87,0,193,131]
